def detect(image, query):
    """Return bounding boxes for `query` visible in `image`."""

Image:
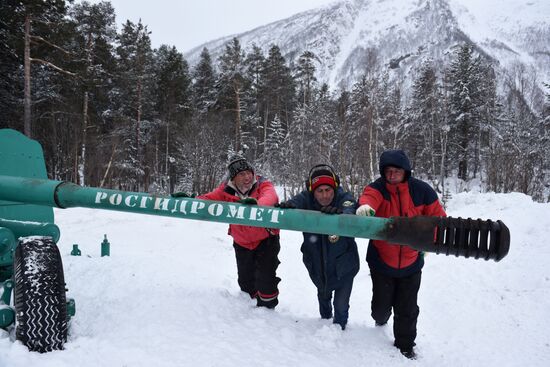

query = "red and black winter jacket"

[359,177,446,277]
[197,176,280,250]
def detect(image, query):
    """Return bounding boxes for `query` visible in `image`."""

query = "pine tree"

[349,74,379,183]
[448,43,483,181]
[217,38,248,152]
[475,62,498,183]
[187,47,225,194]
[0,0,24,130]
[19,1,82,182]
[112,19,155,191]
[242,43,266,161]
[379,79,405,151]
[153,45,191,193]
[407,60,444,181]
[295,50,317,106]
[69,1,117,186]
[313,84,336,164]
[19,0,71,137]
[263,114,287,175]
[261,44,295,137]
[334,89,353,191]
[192,47,217,115]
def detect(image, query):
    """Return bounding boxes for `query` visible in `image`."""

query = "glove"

[238,197,258,205]
[274,201,296,209]
[320,205,343,214]
[356,204,376,216]
[171,192,193,198]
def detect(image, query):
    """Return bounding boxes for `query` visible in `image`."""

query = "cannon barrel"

[0,175,509,261]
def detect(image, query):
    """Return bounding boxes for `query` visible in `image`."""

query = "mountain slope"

[184,0,550,91]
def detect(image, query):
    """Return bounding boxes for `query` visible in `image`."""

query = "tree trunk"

[24,15,32,137]
[263,106,269,154]
[165,115,170,176]
[80,91,88,186]
[79,34,94,186]
[100,142,117,188]
[234,85,241,152]
[136,78,142,189]
[367,106,375,181]
[439,131,448,193]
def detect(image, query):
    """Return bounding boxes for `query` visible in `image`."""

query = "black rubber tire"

[13,237,67,352]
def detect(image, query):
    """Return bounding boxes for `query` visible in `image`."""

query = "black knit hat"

[227,155,254,179]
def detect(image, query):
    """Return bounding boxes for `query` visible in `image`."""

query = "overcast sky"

[91,0,337,52]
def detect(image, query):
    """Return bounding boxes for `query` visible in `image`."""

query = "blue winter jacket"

[286,187,360,292]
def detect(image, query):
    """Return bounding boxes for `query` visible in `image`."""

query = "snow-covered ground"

[1,190,549,366]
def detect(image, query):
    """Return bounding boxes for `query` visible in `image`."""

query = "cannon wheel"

[13,237,67,352]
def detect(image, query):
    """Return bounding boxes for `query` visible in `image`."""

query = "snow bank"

[1,191,549,366]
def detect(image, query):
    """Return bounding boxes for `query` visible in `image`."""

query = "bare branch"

[30,57,77,77]
[30,35,72,55]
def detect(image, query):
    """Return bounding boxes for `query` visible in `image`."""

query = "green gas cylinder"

[101,235,110,257]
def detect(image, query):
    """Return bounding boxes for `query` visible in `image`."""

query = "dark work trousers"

[370,269,422,350]
[233,234,281,308]
[317,277,354,329]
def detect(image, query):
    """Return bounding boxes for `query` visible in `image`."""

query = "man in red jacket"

[356,150,446,359]
[197,155,281,309]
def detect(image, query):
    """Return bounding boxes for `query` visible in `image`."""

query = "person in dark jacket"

[197,155,281,309]
[277,165,359,329]
[356,150,446,359]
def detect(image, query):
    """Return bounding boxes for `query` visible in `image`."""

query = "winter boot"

[256,292,278,309]
[394,342,417,360]
[399,347,416,360]
[333,320,347,330]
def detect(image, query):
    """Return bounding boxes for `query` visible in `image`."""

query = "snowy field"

[1,190,549,366]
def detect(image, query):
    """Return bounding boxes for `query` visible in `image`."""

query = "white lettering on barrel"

[154,198,170,211]
[124,195,138,207]
[227,205,245,219]
[207,203,224,216]
[178,200,189,214]
[139,196,152,208]
[95,192,108,203]
[170,200,180,213]
[268,209,282,223]
[109,193,122,206]
[249,207,264,221]
[190,201,206,213]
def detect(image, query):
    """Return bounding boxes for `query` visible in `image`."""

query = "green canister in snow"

[70,244,81,256]
[101,235,110,257]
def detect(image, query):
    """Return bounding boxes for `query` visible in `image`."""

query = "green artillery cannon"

[0,129,510,353]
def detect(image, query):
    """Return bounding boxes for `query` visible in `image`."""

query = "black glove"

[320,205,343,214]
[275,201,296,209]
[171,192,193,198]
[238,197,258,205]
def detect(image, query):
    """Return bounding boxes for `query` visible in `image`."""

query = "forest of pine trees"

[1,1,548,201]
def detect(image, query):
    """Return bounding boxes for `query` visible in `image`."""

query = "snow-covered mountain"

[184,0,550,91]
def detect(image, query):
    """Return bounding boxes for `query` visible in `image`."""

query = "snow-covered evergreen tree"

[295,50,318,106]
[153,45,191,193]
[217,38,248,153]
[112,19,155,191]
[447,43,483,181]
[407,60,444,182]
[192,48,217,115]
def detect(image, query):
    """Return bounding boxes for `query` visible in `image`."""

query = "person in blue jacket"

[277,164,359,329]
